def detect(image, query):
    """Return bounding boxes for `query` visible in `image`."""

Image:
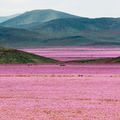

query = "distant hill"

[66,57,120,64]
[1,9,78,28]
[0,14,19,23]
[0,48,58,64]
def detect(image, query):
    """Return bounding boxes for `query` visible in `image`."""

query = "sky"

[0,0,120,18]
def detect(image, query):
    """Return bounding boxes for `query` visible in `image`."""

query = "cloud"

[0,0,120,17]
[7,0,29,3]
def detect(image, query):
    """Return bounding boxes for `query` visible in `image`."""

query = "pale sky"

[0,0,120,18]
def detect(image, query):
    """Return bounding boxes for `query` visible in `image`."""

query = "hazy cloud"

[0,0,120,18]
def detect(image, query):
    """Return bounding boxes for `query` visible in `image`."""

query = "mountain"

[0,17,9,23]
[0,24,120,48]
[0,48,58,64]
[1,9,78,28]
[0,26,117,48]
[0,14,19,23]
[32,17,120,46]
[0,26,57,48]
[0,25,93,48]
[33,17,120,35]
[0,26,95,47]
[0,26,37,48]
[0,9,120,47]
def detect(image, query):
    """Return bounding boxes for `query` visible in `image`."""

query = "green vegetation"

[0,48,58,64]
[66,57,120,64]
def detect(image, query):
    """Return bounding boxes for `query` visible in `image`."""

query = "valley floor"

[0,64,120,120]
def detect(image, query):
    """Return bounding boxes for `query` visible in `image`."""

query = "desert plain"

[0,47,120,120]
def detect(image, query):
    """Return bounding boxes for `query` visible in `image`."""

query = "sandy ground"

[0,65,120,119]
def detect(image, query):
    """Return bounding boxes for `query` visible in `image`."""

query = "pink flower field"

[21,47,120,61]
[0,64,120,120]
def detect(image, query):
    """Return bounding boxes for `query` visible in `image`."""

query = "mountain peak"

[1,9,78,28]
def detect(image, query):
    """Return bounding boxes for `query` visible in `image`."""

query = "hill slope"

[66,57,120,64]
[1,9,78,28]
[0,48,58,64]
[0,25,120,47]
[0,14,19,23]
[32,17,120,46]
[0,26,49,48]
[33,17,120,36]
[0,17,10,23]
